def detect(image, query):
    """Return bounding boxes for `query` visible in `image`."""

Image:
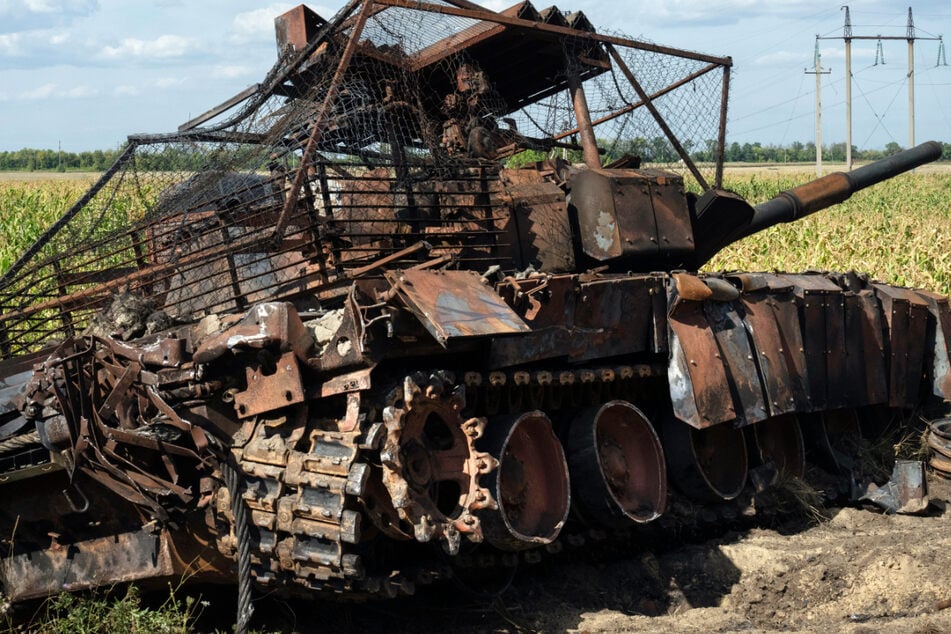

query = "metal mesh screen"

[0,0,729,359]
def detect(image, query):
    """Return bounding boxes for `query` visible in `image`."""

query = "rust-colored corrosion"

[0,0,947,624]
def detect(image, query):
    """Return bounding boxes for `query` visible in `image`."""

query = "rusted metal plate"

[738,292,797,418]
[498,274,576,328]
[760,277,811,411]
[703,300,768,426]
[193,302,314,364]
[388,269,529,345]
[642,169,694,259]
[668,299,736,429]
[874,284,929,408]
[504,181,574,272]
[824,292,847,410]
[856,289,889,405]
[275,4,328,54]
[571,168,692,262]
[490,273,655,367]
[573,276,653,362]
[784,274,841,411]
[3,529,174,602]
[234,351,305,418]
[843,293,868,407]
[916,289,951,399]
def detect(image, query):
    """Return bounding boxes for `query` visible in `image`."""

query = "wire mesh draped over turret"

[0,0,729,359]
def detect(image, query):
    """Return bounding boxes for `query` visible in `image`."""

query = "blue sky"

[1,0,949,152]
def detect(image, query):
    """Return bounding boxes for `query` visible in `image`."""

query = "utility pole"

[844,7,852,170]
[907,8,915,151]
[820,6,941,169]
[806,39,830,176]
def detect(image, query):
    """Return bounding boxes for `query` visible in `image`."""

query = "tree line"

[719,140,951,163]
[2,139,951,172]
[608,138,951,164]
[0,148,121,172]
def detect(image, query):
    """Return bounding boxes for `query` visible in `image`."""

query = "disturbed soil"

[233,474,951,634]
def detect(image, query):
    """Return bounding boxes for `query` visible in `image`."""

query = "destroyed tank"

[0,0,948,626]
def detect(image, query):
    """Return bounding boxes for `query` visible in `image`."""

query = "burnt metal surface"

[386,269,530,345]
[873,283,930,408]
[666,271,945,431]
[5,529,175,602]
[0,0,947,617]
[860,460,929,515]
[661,413,748,503]
[566,401,667,527]
[571,168,693,266]
[749,413,806,481]
[477,410,570,550]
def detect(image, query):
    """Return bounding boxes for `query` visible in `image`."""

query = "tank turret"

[566,136,941,273]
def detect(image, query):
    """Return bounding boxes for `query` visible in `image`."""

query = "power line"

[818,5,943,168]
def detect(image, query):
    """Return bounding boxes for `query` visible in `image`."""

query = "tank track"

[208,364,659,598]
[207,360,906,598]
[213,403,442,598]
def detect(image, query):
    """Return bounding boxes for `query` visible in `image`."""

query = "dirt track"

[231,474,951,634]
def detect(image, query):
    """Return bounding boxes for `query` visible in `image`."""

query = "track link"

[214,402,430,598]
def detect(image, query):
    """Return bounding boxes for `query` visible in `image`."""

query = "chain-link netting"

[0,0,728,359]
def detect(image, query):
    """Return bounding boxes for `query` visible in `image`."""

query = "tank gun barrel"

[743,140,943,238]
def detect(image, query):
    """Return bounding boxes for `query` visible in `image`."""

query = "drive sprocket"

[379,372,497,554]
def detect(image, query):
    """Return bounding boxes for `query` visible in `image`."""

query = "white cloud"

[99,34,192,60]
[114,85,141,96]
[820,46,875,62]
[25,0,56,12]
[215,64,253,79]
[475,0,509,11]
[64,84,96,97]
[0,0,98,34]
[11,82,94,99]
[0,33,25,56]
[231,4,296,44]
[155,76,186,88]
[19,82,56,99]
[621,0,850,26]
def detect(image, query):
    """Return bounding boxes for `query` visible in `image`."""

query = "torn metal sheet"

[860,460,929,515]
[736,290,797,418]
[703,300,768,426]
[668,293,736,429]
[388,269,530,346]
[193,302,315,365]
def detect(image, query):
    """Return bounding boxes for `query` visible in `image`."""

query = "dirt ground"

[236,473,951,634]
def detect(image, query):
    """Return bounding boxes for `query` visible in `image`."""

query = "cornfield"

[1,168,949,294]
[707,169,951,296]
